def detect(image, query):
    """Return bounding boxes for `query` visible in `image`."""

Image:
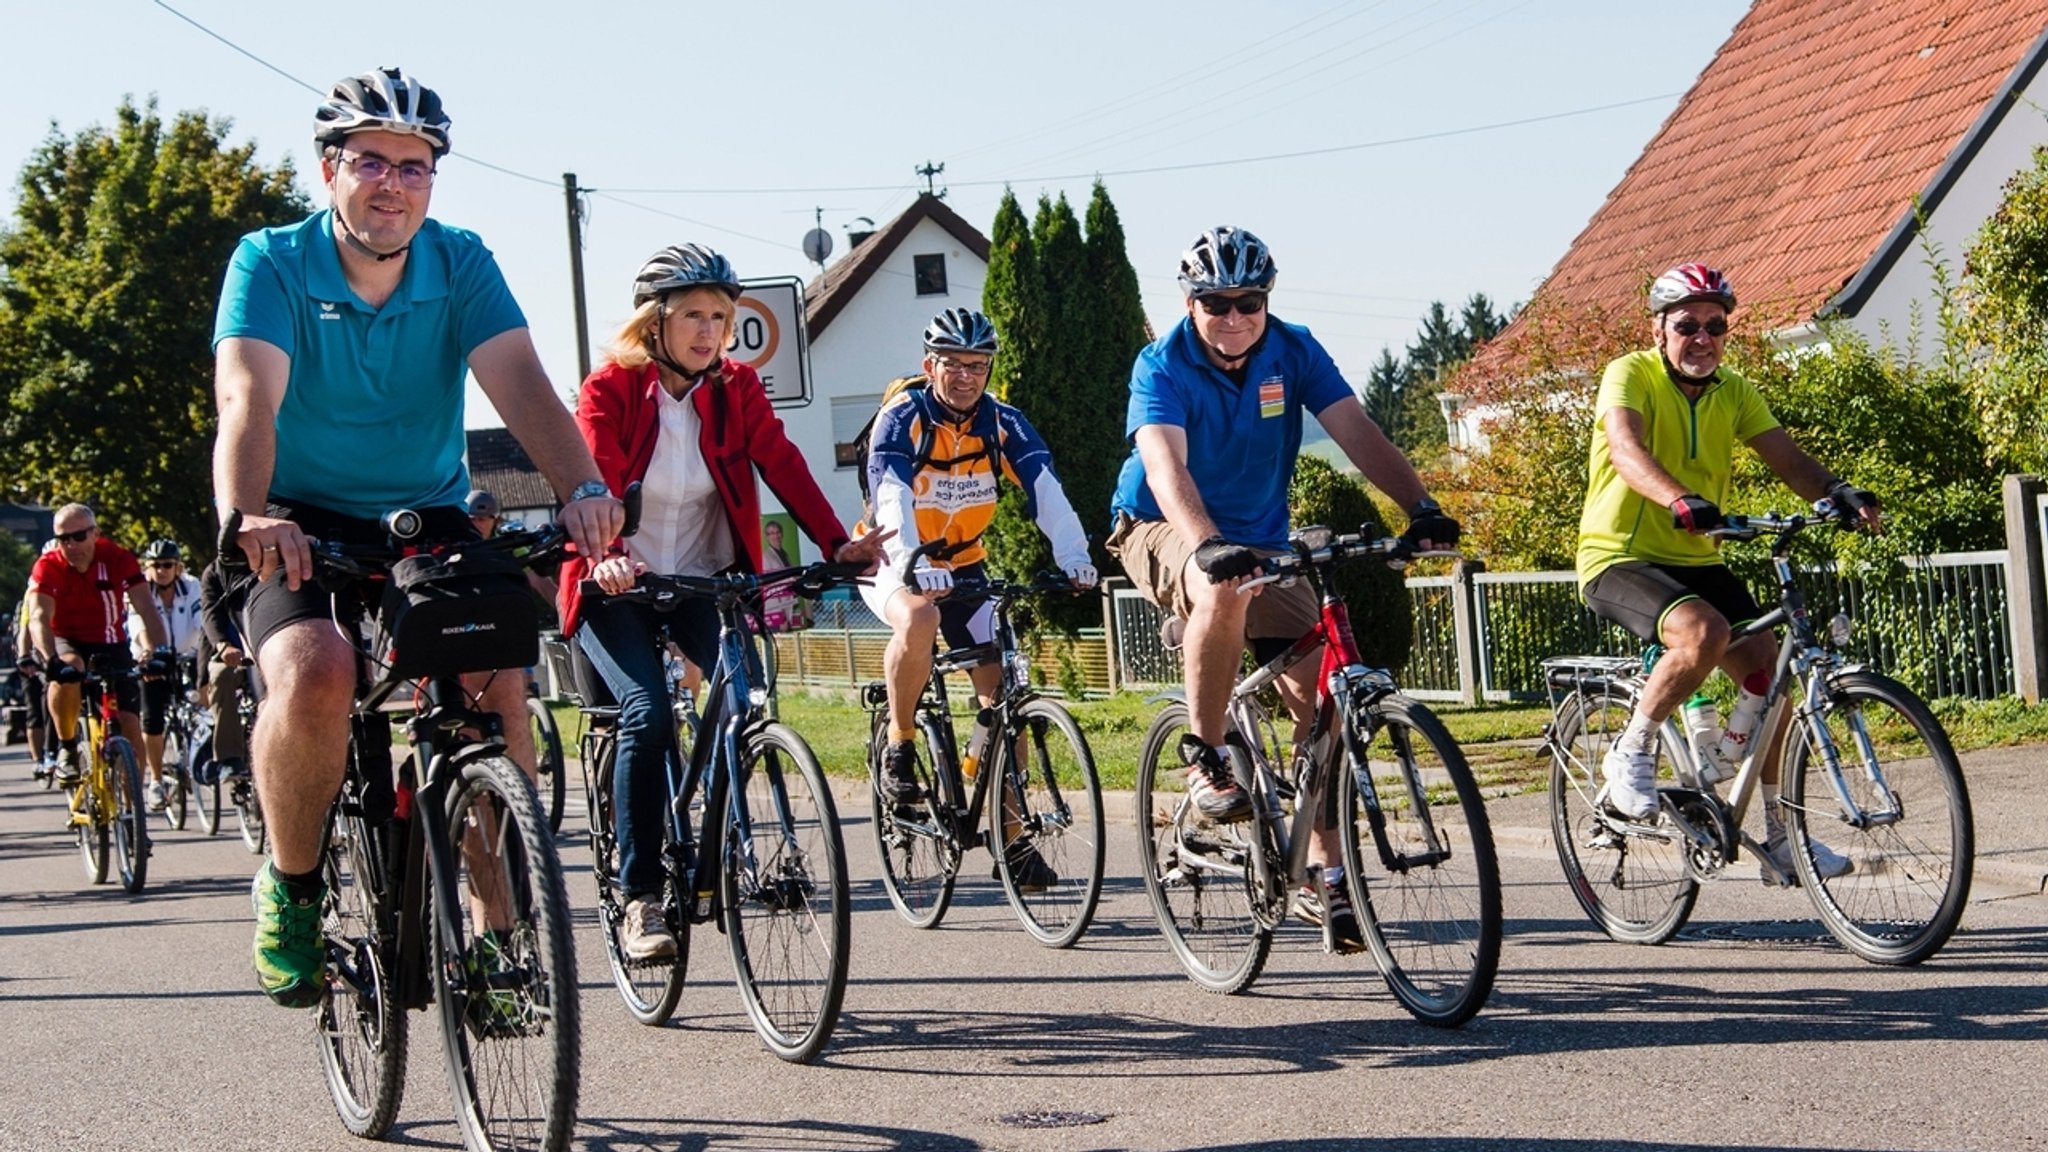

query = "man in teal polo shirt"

[212,66,623,1007]
[1107,225,1457,953]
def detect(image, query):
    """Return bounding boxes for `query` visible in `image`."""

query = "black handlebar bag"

[378,549,539,679]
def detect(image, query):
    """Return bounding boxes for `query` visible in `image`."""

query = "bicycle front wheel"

[1548,688,1697,944]
[432,754,580,1152]
[1135,703,1271,994]
[1784,671,1973,965]
[109,737,149,894]
[161,720,190,832]
[192,734,223,836]
[75,746,110,885]
[722,723,849,1064]
[318,812,408,1138]
[866,710,959,929]
[235,772,267,855]
[992,700,1105,949]
[1341,697,1501,1028]
[526,696,566,836]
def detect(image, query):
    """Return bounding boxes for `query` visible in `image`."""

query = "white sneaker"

[1759,831,1854,887]
[143,778,168,811]
[1599,745,1659,819]
[620,897,677,962]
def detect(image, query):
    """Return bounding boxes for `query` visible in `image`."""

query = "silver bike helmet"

[314,67,452,157]
[922,308,1000,354]
[1177,226,1277,298]
[633,244,744,307]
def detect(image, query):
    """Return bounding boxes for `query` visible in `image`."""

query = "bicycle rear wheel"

[191,731,222,836]
[866,710,959,929]
[526,696,566,836]
[1549,688,1697,944]
[1341,697,1501,1028]
[318,811,408,1137]
[992,699,1105,949]
[1135,703,1271,994]
[235,773,267,855]
[1784,671,1973,965]
[584,730,686,1026]
[74,747,110,885]
[432,753,580,1152]
[109,737,149,894]
[162,720,190,832]
[722,722,849,1064]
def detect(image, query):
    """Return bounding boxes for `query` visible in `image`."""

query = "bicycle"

[863,565,1106,948]
[1135,526,1503,1027]
[60,655,150,893]
[576,562,856,1063]
[524,657,566,836]
[220,507,581,1149]
[158,654,205,833]
[1546,506,1974,966]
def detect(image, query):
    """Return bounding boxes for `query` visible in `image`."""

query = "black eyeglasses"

[338,152,437,191]
[1196,294,1268,317]
[55,527,96,543]
[1670,318,1730,338]
[932,355,993,379]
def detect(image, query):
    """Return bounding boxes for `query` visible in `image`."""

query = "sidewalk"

[1478,741,2048,899]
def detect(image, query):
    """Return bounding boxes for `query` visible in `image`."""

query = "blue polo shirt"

[212,210,526,519]
[1111,315,1353,549]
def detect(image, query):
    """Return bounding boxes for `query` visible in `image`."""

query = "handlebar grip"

[620,481,643,539]
[216,509,247,572]
[898,539,948,583]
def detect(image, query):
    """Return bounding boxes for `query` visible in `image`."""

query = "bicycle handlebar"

[579,561,869,611]
[1235,527,1465,593]
[1706,498,1880,542]
[215,506,574,583]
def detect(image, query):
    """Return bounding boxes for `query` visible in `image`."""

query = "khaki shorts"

[1107,515,1317,641]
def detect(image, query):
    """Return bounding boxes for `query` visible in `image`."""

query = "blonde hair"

[604,288,738,370]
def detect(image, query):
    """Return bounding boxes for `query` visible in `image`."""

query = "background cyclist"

[128,539,205,809]
[1106,226,1457,952]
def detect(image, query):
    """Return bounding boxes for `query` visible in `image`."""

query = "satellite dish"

[802,227,833,265]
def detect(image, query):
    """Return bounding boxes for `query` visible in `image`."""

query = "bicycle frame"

[69,662,130,822]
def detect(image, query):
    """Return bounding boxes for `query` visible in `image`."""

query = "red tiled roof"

[803,193,991,339]
[1515,0,2048,326]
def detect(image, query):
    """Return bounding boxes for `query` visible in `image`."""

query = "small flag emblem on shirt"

[1259,378,1284,419]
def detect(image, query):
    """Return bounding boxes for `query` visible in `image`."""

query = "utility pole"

[562,172,592,381]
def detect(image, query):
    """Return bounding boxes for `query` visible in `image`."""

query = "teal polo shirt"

[212,210,526,519]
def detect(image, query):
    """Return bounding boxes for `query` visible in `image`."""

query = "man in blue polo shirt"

[1108,225,1457,952]
[212,66,624,1008]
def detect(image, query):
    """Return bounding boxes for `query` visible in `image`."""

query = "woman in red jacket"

[562,243,886,962]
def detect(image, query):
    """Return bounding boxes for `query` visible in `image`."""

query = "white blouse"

[626,380,735,578]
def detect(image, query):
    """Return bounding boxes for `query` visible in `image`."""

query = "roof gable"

[1517,0,2048,326]
[804,193,991,339]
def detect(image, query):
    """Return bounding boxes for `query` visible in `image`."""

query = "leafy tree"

[1078,180,1150,544]
[1361,348,1407,443]
[980,188,1044,408]
[0,532,34,615]
[0,97,307,558]
[1288,454,1409,670]
[1962,144,2048,474]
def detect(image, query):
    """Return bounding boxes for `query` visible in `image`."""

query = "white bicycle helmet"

[314,67,451,157]
[1649,263,1736,314]
[1177,226,1277,298]
[633,244,744,306]
[922,308,1000,354]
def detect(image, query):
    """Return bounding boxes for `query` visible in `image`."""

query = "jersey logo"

[1259,377,1285,419]
[319,301,339,321]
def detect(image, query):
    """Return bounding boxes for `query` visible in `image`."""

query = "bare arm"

[1747,426,1880,530]
[212,336,312,587]
[1314,398,1430,512]
[28,591,56,665]
[126,584,168,651]
[468,328,623,556]
[1603,406,1693,508]
[1133,424,1221,548]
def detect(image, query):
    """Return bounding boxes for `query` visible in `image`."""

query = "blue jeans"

[575,595,717,900]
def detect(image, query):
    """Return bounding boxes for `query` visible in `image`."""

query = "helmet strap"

[336,211,411,263]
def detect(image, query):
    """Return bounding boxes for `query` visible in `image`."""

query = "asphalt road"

[2,742,2043,1152]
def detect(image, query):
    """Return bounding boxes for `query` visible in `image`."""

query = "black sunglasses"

[55,527,96,543]
[1196,294,1268,317]
[1670,318,1730,338]
[147,561,179,570]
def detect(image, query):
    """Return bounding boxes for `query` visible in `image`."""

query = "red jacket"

[557,358,851,637]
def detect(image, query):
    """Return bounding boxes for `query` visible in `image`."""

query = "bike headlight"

[1828,613,1854,649]
[748,686,769,708]
[1294,526,1332,552]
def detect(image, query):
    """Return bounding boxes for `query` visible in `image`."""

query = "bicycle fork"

[1333,670,1450,873]
[1788,662,1902,831]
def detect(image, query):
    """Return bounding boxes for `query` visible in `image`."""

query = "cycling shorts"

[242,499,480,657]
[1581,560,1764,644]
[53,639,142,715]
[858,561,994,651]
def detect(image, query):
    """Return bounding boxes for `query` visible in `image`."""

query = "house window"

[913,253,948,296]
[832,393,882,469]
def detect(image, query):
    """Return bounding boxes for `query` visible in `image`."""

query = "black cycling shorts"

[242,498,480,656]
[1581,560,1764,644]
[53,639,142,715]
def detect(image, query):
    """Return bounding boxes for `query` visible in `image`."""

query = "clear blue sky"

[1,1,1745,427]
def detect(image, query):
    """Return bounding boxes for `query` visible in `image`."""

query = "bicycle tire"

[318,811,408,1137]
[722,722,849,1064]
[109,737,149,894]
[75,740,110,885]
[192,732,223,836]
[866,710,959,929]
[584,729,686,1026]
[161,717,190,832]
[992,699,1105,949]
[1548,688,1697,944]
[1783,670,1974,966]
[1134,703,1271,994]
[527,696,566,836]
[235,774,267,855]
[432,753,581,1152]
[1341,696,1501,1028]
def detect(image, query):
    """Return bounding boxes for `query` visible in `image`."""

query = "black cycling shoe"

[880,740,922,805]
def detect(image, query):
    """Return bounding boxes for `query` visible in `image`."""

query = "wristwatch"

[565,479,610,504]
[1406,496,1442,518]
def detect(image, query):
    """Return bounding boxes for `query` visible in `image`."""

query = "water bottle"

[1680,693,1728,784]
[958,707,995,780]
[1718,688,1769,770]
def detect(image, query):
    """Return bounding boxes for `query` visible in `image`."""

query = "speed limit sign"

[727,277,812,408]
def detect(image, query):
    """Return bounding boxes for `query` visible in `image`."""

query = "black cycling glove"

[142,647,174,679]
[1193,536,1261,584]
[1670,495,1724,533]
[49,663,83,685]
[1826,481,1880,522]
[1401,501,1462,551]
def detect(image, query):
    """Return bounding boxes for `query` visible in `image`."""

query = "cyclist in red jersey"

[25,503,171,787]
